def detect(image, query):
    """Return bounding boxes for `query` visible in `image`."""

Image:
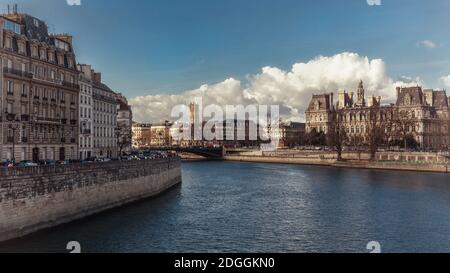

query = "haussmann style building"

[0,12,80,162]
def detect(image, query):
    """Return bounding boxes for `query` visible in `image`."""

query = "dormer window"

[48,52,54,62]
[31,46,38,58]
[33,18,40,28]
[57,54,64,66]
[404,95,411,105]
[18,42,26,54]
[40,49,47,60]
[67,57,74,68]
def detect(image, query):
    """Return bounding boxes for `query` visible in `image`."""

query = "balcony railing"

[36,117,60,123]
[3,67,33,79]
[21,114,29,121]
[70,119,77,125]
[62,81,80,90]
[6,113,16,121]
[82,129,91,135]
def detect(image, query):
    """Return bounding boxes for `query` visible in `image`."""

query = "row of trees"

[307,107,419,161]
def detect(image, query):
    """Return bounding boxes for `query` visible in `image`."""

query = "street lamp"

[5,111,20,163]
[114,126,122,157]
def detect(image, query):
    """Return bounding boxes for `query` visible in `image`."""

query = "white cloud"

[129,52,424,123]
[440,75,450,89]
[417,40,437,49]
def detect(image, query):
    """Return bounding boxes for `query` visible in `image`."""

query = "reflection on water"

[1,161,450,253]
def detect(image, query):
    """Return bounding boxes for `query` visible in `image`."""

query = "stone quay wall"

[0,158,182,242]
[224,150,450,173]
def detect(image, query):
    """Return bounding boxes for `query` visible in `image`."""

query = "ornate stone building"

[0,12,79,162]
[306,81,450,150]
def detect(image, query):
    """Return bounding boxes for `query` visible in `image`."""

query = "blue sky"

[2,0,450,99]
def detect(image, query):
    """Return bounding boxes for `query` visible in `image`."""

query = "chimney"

[396,87,401,98]
[93,72,102,83]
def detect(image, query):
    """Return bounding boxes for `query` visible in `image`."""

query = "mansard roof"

[432,90,448,108]
[396,86,424,106]
[307,94,332,111]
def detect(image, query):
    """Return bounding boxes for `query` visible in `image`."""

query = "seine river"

[1,161,450,253]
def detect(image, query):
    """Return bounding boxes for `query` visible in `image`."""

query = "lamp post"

[5,111,19,163]
[114,126,121,157]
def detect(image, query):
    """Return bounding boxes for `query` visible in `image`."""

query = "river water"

[1,161,450,253]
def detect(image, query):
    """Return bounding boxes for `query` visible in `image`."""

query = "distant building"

[277,121,306,148]
[132,122,151,148]
[0,12,80,162]
[150,121,172,147]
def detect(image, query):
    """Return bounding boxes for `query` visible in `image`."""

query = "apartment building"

[92,71,118,158]
[0,12,79,162]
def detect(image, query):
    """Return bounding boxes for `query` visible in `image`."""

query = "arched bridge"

[143,147,224,159]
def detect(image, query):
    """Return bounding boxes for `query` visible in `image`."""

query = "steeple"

[356,80,365,107]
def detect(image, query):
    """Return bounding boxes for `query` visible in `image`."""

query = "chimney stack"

[93,72,102,83]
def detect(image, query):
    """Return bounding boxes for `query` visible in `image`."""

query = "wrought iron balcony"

[3,67,33,79]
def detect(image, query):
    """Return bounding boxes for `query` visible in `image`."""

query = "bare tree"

[117,127,132,156]
[327,111,347,161]
[391,109,417,151]
[366,107,392,160]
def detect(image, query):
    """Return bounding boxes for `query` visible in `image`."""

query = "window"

[21,84,27,96]
[7,81,14,94]
[21,104,27,115]
[33,18,40,27]
[4,19,21,34]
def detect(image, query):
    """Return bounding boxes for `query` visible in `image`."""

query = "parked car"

[16,160,39,167]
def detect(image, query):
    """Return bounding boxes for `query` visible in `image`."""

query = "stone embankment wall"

[0,158,181,242]
[224,149,450,173]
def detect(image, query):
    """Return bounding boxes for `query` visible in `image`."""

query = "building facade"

[132,122,152,149]
[92,71,118,158]
[306,81,450,150]
[150,121,172,147]
[116,93,132,154]
[77,64,93,160]
[0,12,79,162]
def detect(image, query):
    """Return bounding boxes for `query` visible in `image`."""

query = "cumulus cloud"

[130,52,423,123]
[441,75,450,89]
[417,40,437,49]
